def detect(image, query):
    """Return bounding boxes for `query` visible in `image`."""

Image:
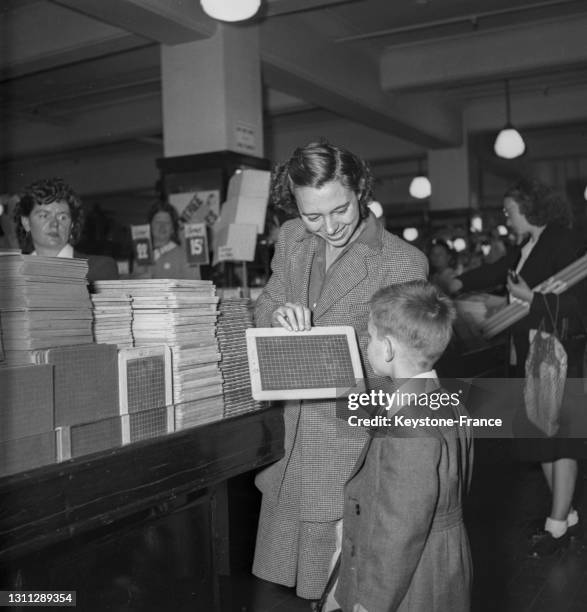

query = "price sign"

[184,222,209,265]
[217,245,235,262]
[131,224,153,265]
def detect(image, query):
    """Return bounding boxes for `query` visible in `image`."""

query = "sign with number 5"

[184,222,209,265]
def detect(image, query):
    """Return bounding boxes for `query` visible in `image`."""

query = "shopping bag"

[523,296,568,437]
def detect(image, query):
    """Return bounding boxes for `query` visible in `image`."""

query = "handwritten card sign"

[131,224,153,265]
[214,223,258,263]
[184,222,209,266]
[169,191,220,226]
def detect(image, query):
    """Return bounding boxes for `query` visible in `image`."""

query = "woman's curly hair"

[269,141,374,218]
[505,178,572,228]
[14,177,84,252]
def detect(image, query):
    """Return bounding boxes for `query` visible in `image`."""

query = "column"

[161,24,263,158]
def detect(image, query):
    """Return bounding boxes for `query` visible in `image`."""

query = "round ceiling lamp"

[367,200,384,218]
[201,0,261,22]
[494,79,525,159]
[409,175,431,199]
[453,237,467,252]
[402,227,419,242]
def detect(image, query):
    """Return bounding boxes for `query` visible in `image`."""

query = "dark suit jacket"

[73,249,119,282]
[336,380,473,612]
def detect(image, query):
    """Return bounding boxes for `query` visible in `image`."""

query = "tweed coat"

[254,213,426,525]
[335,381,474,612]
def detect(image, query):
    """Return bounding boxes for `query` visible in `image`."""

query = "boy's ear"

[384,336,394,362]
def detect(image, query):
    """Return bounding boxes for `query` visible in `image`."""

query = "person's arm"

[353,435,441,611]
[254,223,311,331]
[512,238,587,333]
[455,255,512,294]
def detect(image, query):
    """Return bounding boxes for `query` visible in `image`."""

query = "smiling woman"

[13,177,118,283]
[252,141,428,603]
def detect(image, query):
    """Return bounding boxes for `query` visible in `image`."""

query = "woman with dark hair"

[428,238,457,291]
[14,177,118,282]
[445,178,587,557]
[252,141,428,606]
[133,201,200,279]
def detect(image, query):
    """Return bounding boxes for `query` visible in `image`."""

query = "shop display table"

[0,406,284,611]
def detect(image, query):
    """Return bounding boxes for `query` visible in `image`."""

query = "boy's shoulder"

[380,387,469,440]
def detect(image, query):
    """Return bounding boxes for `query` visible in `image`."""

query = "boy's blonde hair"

[370,280,456,370]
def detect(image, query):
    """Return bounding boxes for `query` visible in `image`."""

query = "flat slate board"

[246,326,364,400]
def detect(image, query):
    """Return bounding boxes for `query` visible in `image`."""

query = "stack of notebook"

[217,298,262,418]
[0,364,56,476]
[91,282,134,348]
[0,253,93,366]
[126,280,225,429]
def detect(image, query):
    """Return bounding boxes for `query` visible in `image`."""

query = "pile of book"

[0,252,93,366]
[91,283,134,348]
[126,280,225,429]
[217,298,261,418]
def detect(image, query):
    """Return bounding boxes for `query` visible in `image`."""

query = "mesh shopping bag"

[523,296,568,437]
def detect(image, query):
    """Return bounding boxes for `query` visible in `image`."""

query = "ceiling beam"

[381,13,587,92]
[2,95,162,162]
[0,1,147,79]
[52,0,217,45]
[259,15,462,149]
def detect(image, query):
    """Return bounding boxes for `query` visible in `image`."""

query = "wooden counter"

[0,407,284,611]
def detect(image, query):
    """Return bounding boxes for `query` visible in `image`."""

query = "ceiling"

[2,0,587,197]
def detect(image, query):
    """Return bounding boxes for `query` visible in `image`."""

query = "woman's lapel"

[313,245,368,320]
[290,232,320,307]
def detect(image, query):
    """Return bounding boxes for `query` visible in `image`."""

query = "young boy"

[324,280,473,612]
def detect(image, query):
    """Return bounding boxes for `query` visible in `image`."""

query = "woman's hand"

[271,302,312,331]
[507,274,534,304]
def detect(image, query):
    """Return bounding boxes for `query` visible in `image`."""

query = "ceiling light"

[403,227,419,242]
[409,159,431,199]
[470,215,483,232]
[453,237,467,252]
[497,224,508,236]
[201,0,261,22]
[584,184,587,201]
[494,79,525,159]
[409,176,431,199]
[367,201,384,218]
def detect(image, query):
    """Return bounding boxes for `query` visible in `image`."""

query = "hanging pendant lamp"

[494,80,526,159]
[201,0,261,22]
[409,159,431,199]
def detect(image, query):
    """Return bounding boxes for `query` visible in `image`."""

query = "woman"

[445,178,587,557]
[428,238,457,291]
[133,201,200,279]
[14,177,118,282]
[252,141,428,605]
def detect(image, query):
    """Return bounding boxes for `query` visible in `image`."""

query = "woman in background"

[14,177,118,282]
[133,201,200,279]
[444,178,587,557]
[428,238,458,291]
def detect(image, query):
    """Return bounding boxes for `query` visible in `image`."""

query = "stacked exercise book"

[90,284,133,348]
[125,280,225,430]
[217,297,262,418]
[0,252,93,366]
